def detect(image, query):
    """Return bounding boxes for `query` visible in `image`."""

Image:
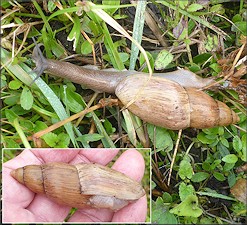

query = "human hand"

[3,149,147,222]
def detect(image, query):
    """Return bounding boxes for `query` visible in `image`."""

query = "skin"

[3,149,147,223]
[32,43,215,92]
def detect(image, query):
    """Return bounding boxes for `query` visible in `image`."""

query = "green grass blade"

[129,0,147,70]
[92,113,115,148]
[13,118,31,148]
[197,191,237,201]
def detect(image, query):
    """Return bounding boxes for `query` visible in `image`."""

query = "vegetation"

[1,0,246,224]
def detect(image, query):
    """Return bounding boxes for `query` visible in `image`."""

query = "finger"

[31,149,80,163]
[112,149,145,182]
[4,149,44,168]
[70,148,119,165]
[68,208,113,222]
[27,194,71,222]
[3,204,37,223]
[112,195,147,222]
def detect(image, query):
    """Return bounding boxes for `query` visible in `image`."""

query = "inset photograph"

[2,148,151,223]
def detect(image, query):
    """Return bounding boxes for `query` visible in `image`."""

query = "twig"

[168,129,182,186]
[32,98,118,141]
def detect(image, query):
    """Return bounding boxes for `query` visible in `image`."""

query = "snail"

[31,44,239,130]
[10,162,145,211]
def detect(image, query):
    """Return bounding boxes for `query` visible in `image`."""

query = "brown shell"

[115,75,239,130]
[11,162,145,211]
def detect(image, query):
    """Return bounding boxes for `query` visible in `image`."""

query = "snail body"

[31,45,239,129]
[11,162,145,211]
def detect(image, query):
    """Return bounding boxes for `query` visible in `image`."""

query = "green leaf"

[217,142,230,157]
[170,195,203,217]
[92,113,115,148]
[202,162,211,171]
[153,197,177,224]
[193,53,212,64]
[81,40,93,55]
[191,172,210,182]
[232,14,242,23]
[210,159,221,170]
[223,162,235,171]
[20,120,34,131]
[209,62,221,73]
[103,118,116,134]
[179,0,188,9]
[5,109,18,123]
[34,121,48,132]
[228,172,236,188]
[118,52,129,63]
[20,86,33,110]
[42,132,58,147]
[226,90,239,100]
[47,0,56,12]
[220,137,229,148]
[147,124,173,151]
[61,87,85,113]
[178,155,193,180]
[151,181,156,190]
[9,80,22,90]
[140,51,154,73]
[67,15,81,51]
[56,133,70,148]
[213,172,225,181]
[77,133,104,143]
[233,136,243,153]
[187,3,203,12]
[102,0,120,15]
[197,132,215,144]
[241,134,246,161]
[4,92,20,106]
[205,34,218,51]
[232,21,247,35]
[179,182,195,201]
[42,132,70,148]
[3,138,20,148]
[154,50,173,70]
[162,192,173,203]
[197,191,237,201]
[222,154,238,164]
[210,4,225,14]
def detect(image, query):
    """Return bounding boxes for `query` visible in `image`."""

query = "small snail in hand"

[31,43,239,130]
[11,162,145,211]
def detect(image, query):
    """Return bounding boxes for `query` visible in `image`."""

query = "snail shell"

[11,162,145,211]
[115,75,239,130]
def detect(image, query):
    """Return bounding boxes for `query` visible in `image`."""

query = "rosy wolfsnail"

[11,162,145,211]
[31,44,239,129]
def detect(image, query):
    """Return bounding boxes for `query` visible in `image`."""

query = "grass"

[1,0,246,224]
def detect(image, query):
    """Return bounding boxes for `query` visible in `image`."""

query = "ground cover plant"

[1,0,246,224]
